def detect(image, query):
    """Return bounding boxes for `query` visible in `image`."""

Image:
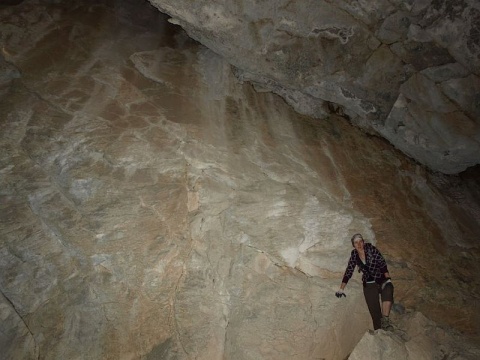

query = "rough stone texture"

[349,312,480,360]
[1,1,480,359]
[147,0,480,174]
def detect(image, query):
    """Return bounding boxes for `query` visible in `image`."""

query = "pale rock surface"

[147,0,480,174]
[0,1,480,359]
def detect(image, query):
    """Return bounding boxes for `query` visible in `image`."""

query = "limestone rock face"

[147,0,480,174]
[1,1,480,359]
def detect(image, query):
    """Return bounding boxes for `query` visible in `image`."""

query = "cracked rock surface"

[1,1,480,359]
[148,0,480,174]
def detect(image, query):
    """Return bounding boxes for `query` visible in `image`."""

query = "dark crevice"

[0,0,25,6]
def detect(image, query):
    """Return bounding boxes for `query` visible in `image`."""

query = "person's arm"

[336,252,356,298]
[372,245,392,286]
[341,251,356,285]
[371,245,388,274]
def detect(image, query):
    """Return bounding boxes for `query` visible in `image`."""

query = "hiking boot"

[381,316,394,331]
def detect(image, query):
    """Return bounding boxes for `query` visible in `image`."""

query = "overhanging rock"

[147,0,480,174]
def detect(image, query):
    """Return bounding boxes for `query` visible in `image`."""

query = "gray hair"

[351,233,364,246]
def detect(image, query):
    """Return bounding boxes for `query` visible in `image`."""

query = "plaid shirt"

[342,243,389,285]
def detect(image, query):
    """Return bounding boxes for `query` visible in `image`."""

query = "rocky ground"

[1,1,480,359]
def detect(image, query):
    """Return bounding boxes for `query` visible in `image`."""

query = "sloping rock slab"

[349,312,480,360]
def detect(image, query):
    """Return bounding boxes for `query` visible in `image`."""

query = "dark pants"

[363,282,394,330]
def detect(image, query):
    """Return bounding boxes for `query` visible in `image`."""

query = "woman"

[335,233,394,331]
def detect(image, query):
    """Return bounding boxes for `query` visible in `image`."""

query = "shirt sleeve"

[371,245,388,274]
[342,250,357,284]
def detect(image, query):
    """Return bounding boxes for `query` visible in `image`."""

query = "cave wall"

[0,0,480,359]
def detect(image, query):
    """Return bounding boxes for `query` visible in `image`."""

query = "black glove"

[335,290,346,298]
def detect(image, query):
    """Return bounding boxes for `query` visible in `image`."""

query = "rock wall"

[147,0,480,174]
[1,0,480,359]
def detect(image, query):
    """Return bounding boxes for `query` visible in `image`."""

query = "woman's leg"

[382,301,392,316]
[363,283,382,330]
[381,283,394,316]
[381,283,395,330]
